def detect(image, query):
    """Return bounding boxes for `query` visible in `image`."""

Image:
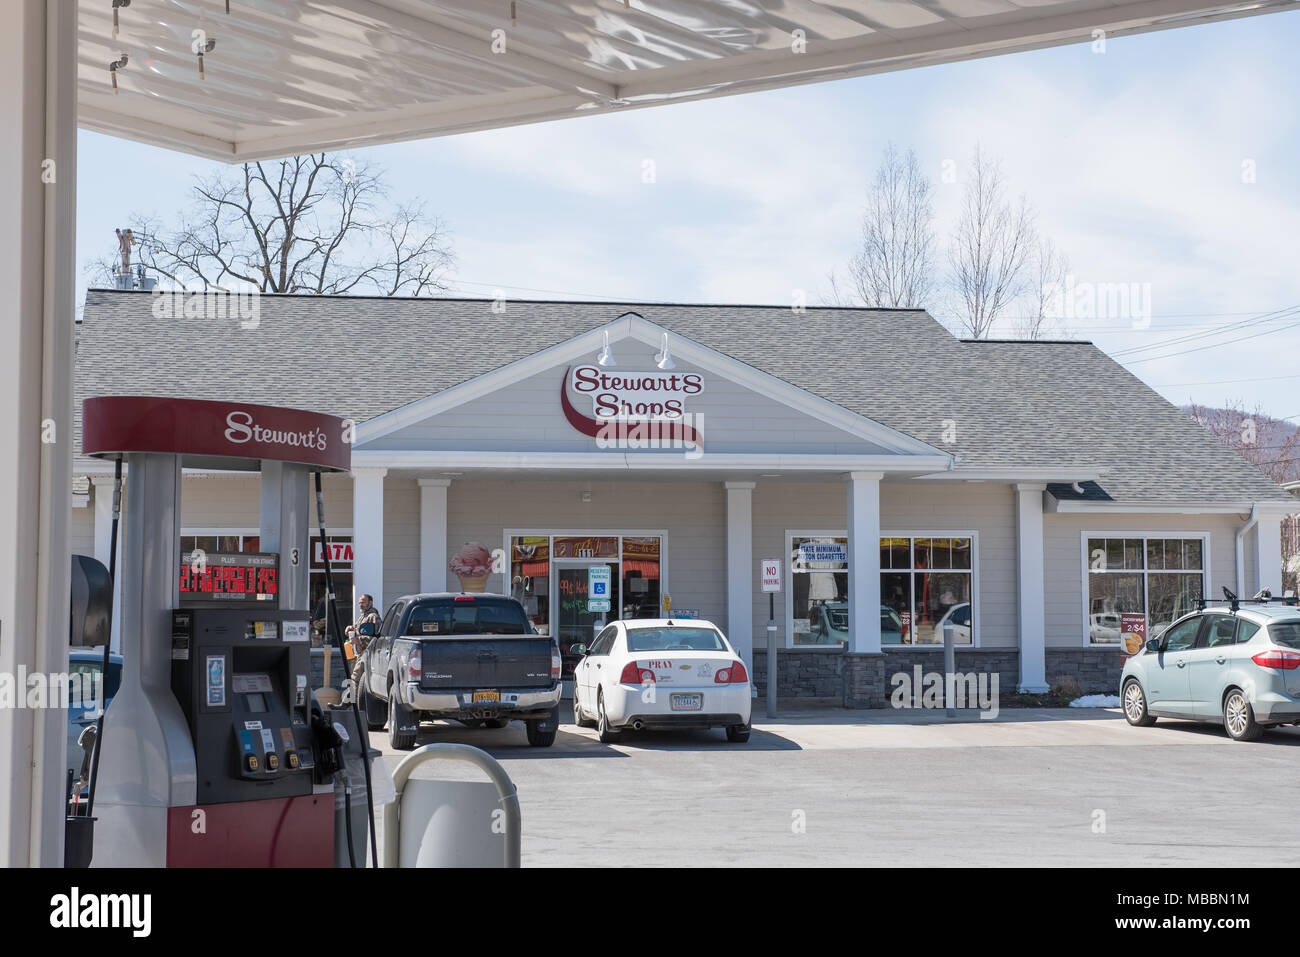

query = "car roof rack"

[1196,587,1299,614]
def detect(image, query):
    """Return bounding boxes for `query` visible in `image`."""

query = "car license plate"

[671,693,703,711]
[472,690,500,703]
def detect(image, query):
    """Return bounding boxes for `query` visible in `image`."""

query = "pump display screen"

[179,552,279,606]
[232,674,273,713]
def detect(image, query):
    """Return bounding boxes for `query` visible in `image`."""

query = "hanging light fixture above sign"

[655,332,675,370]
[595,329,617,367]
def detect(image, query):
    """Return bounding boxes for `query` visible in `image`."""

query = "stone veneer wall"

[1044,649,1125,693]
[310,648,347,691]
[752,647,844,699]
[755,647,1022,708]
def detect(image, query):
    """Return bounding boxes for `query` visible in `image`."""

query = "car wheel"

[1223,688,1263,741]
[726,723,751,743]
[525,718,557,747]
[1122,679,1156,727]
[387,688,417,751]
[573,690,595,728]
[596,691,622,744]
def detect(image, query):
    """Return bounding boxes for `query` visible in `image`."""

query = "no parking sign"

[760,559,782,592]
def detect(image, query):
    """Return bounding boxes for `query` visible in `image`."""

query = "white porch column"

[419,479,451,593]
[846,472,882,653]
[725,482,755,675]
[1016,484,1049,693]
[0,0,78,867]
[1254,508,1286,596]
[91,475,125,652]
[351,468,387,610]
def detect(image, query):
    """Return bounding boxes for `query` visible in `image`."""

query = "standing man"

[348,593,382,684]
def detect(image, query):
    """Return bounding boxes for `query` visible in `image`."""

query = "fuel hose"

[315,470,379,866]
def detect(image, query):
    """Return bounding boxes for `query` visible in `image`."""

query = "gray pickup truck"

[357,593,563,749]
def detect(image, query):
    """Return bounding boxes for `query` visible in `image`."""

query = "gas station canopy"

[80,0,1299,162]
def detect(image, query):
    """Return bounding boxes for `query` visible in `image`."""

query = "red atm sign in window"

[180,552,279,606]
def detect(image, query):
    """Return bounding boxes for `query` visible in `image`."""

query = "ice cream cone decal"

[450,542,493,593]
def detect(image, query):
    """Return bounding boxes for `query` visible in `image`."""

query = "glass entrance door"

[552,559,620,681]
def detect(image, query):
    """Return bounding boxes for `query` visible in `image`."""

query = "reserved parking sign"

[588,565,611,612]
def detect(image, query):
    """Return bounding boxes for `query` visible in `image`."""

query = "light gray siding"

[360,340,890,456]
[178,473,355,529]
[71,500,96,558]
[1043,511,1245,648]
[384,478,420,600]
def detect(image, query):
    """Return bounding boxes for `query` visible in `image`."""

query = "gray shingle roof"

[75,289,1293,506]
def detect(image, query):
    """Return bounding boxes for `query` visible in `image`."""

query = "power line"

[1111,304,1300,358]
[1153,372,1300,388]
[1123,319,1300,369]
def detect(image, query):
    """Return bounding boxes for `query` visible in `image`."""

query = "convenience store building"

[73,290,1294,704]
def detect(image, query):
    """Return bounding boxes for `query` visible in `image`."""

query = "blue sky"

[77,11,1300,422]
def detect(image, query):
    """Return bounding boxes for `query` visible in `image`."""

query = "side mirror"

[69,555,112,648]
[572,644,588,657]
[356,621,377,637]
[1145,638,1161,654]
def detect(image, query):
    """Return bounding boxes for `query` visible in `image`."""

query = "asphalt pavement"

[369,707,1300,867]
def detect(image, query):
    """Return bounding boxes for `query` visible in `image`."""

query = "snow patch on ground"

[1070,694,1121,708]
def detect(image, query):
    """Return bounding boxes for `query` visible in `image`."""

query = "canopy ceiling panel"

[78,0,1299,161]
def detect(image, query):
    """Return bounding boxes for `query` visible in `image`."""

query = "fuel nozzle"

[311,710,349,777]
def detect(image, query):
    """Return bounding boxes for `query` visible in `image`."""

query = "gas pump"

[81,395,357,867]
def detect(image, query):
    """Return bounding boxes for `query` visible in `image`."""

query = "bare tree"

[90,154,453,295]
[1186,401,1300,485]
[1014,236,1071,340]
[1188,400,1300,595]
[948,146,1037,339]
[845,144,936,308]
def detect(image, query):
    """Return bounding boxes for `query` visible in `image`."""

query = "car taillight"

[1251,650,1300,670]
[715,661,749,684]
[551,644,562,681]
[619,662,654,684]
[454,595,475,602]
[409,649,421,679]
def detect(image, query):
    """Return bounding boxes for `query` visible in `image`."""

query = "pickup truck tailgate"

[419,637,555,689]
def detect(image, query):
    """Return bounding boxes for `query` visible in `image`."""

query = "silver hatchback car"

[1120,601,1300,741]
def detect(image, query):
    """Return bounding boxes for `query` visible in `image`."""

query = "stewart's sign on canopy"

[81,396,351,471]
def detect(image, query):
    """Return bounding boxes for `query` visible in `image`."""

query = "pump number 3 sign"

[588,564,611,613]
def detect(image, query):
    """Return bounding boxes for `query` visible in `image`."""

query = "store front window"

[310,535,354,640]
[509,532,663,679]
[790,533,975,646]
[790,536,849,646]
[886,536,973,645]
[1086,536,1205,646]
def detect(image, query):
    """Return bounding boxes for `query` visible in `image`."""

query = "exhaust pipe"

[632,720,644,730]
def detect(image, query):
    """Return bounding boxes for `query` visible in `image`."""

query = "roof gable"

[355,312,949,459]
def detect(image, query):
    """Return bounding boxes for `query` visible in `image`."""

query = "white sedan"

[572,618,752,743]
